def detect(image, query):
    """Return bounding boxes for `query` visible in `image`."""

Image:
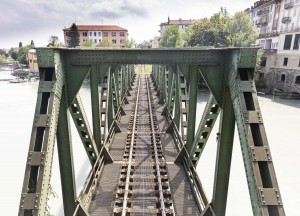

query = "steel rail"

[121,74,141,216]
[146,74,166,216]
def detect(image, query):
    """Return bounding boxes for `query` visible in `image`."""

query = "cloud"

[0,0,252,48]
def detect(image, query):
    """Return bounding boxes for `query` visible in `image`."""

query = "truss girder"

[19,49,65,216]
[19,48,285,216]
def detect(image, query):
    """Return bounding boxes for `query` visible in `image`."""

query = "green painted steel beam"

[229,49,285,216]
[19,50,65,216]
[57,48,227,65]
[57,87,77,216]
[90,66,102,151]
[186,65,198,153]
[190,94,220,165]
[211,87,235,216]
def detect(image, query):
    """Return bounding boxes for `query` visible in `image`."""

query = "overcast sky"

[0,0,255,49]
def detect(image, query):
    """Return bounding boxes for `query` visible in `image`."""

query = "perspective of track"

[18,48,285,216]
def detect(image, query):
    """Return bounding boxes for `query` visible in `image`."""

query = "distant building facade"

[63,25,128,48]
[159,17,198,37]
[27,49,38,73]
[150,36,160,48]
[247,0,300,94]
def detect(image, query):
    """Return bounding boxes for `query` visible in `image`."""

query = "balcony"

[282,17,291,23]
[263,49,277,54]
[258,32,279,39]
[257,9,270,16]
[284,2,294,9]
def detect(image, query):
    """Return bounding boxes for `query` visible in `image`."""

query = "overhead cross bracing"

[18,48,285,216]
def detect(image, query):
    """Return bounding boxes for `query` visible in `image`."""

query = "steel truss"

[19,48,285,216]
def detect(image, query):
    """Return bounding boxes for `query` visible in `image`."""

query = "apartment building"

[159,17,198,37]
[248,0,300,94]
[63,25,128,48]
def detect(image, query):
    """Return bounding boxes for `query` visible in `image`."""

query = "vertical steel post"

[211,87,235,216]
[56,87,77,216]
[90,66,102,150]
[186,65,198,153]
[173,66,181,129]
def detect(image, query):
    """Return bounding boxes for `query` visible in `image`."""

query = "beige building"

[159,17,198,37]
[27,49,38,73]
[63,25,128,48]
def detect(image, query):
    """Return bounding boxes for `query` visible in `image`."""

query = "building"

[63,25,128,48]
[27,49,38,73]
[150,36,160,48]
[248,0,300,94]
[159,17,198,37]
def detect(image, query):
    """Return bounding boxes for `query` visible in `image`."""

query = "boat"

[9,78,27,83]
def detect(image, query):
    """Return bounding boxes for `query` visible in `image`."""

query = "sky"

[0,0,256,49]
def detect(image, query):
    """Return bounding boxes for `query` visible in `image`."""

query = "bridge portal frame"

[18,48,285,216]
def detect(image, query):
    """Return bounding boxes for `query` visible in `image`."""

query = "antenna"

[100,19,104,25]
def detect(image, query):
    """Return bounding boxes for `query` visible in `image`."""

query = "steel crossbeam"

[18,48,285,216]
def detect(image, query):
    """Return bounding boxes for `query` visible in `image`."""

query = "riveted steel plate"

[250,146,271,161]
[258,188,282,205]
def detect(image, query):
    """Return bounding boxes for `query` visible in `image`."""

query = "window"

[112,39,117,44]
[98,32,101,36]
[94,32,96,36]
[120,39,125,44]
[296,76,300,84]
[82,32,87,37]
[283,57,288,66]
[281,74,285,82]
[103,32,108,37]
[120,32,125,37]
[112,32,116,37]
[94,39,97,43]
[283,35,292,50]
[90,32,92,36]
[99,39,101,43]
[260,57,267,67]
[293,34,300,50]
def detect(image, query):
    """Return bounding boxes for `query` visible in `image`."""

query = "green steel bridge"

[18,48,285,216]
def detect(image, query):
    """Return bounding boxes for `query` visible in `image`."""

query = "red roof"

[63,25,127,31]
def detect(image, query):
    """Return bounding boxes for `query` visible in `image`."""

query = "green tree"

[19,42,23,48]
[226,11,258,47]
[80,40,95,47]
[186,8,258,48]
[30,40,35,47]
[159,25,183,48]
[67,23,80,48]
[98,37,113,47]
[9,48,18,60]
[18,45,31,65]
[47,35,62,47]
[125,38,136,48]
[0,49,6,56]
[187,8,229,47]
[0,55,6,63]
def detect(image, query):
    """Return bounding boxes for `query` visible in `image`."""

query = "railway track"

[113,74,174,216]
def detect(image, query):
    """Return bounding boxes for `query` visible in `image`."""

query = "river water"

[0,70,299,215]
